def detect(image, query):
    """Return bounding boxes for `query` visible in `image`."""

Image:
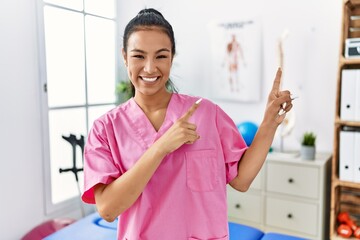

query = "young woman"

[82,8,293,240]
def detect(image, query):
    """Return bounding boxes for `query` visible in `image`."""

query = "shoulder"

[92,99,132,127]
[172,93,220,120]
[173,93,216,109]
[175,93,233,121]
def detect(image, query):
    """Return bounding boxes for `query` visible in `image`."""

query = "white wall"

[0,0,341,239]
[0,0,44,239]
[118,0,342,152]
[0,0,85,239]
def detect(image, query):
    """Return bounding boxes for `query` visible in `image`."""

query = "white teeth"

[142,77,158,82]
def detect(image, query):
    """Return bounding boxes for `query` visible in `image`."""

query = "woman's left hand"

[263,68,293,129]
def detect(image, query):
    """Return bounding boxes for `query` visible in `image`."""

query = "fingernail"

[278,109,286,116]
[195,98,203,105]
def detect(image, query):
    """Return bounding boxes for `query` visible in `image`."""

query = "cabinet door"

[341,69,358,121]
[340,131,355,182]
[354,132,360,183]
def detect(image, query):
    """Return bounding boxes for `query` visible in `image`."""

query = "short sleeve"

[81,120,121,204]
[215,105,248,183]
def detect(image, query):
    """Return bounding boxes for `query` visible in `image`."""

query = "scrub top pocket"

[185,150,218,192]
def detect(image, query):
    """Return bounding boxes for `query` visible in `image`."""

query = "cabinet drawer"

[265,197,318,236]
[227,188,262,223]
[251,167,263,190]
[266,162,319,199]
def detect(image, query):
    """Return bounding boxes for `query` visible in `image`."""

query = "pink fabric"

[82,93,248,240]
[21,218,76,240]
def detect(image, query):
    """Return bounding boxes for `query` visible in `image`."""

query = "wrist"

[259,121,278,133]
[151,140,169,158]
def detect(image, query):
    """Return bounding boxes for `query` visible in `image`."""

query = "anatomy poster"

[209,19,262,102]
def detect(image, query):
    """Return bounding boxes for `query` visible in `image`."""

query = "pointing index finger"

[182,98,202,121]
[272,68,282,92]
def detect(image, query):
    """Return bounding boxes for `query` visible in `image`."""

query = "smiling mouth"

[141,76,159,82]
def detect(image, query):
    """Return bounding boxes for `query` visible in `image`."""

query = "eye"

[132,55,144,59]
[156,55,168,59]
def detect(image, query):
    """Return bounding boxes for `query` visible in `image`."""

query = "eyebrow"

[130,48,171,54]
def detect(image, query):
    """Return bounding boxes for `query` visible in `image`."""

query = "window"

[37,0,119,214]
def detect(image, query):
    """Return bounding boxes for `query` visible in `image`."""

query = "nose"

[144,59,156,73]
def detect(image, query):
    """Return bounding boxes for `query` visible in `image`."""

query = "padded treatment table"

[44,212,117,240]
[228,222,308,240]
[45,213,308,240]
[229,222,264,239]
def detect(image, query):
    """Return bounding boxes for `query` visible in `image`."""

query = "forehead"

[127,27,172,51]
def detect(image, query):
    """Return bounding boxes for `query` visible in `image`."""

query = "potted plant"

[300,131,316,160]
[115,81,133,104]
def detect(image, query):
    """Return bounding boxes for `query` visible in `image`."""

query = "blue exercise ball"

[237,121,258,146]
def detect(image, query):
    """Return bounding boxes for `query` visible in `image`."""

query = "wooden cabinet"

[227,152,331,240]
[330,1,360,239]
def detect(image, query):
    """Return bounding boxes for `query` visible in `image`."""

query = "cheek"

[161,62,172,74]
[127,62,141,76]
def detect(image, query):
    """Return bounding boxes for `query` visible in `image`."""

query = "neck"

[134,90,172,113]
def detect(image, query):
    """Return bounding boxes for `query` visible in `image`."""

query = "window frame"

[35,0,120,215]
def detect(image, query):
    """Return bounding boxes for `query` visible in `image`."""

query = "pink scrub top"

[82,93,248,240]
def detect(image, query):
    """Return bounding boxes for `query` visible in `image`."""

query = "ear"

[122,48,127,67]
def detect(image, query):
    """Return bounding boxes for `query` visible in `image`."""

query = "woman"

[82,8,293,240]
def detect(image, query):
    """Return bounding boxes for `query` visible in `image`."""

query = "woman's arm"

[94,140,167,222]
[230,68,293,191]
[94,101,200,222]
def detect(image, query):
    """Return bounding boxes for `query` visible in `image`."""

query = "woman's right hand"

[156,100,201,154]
